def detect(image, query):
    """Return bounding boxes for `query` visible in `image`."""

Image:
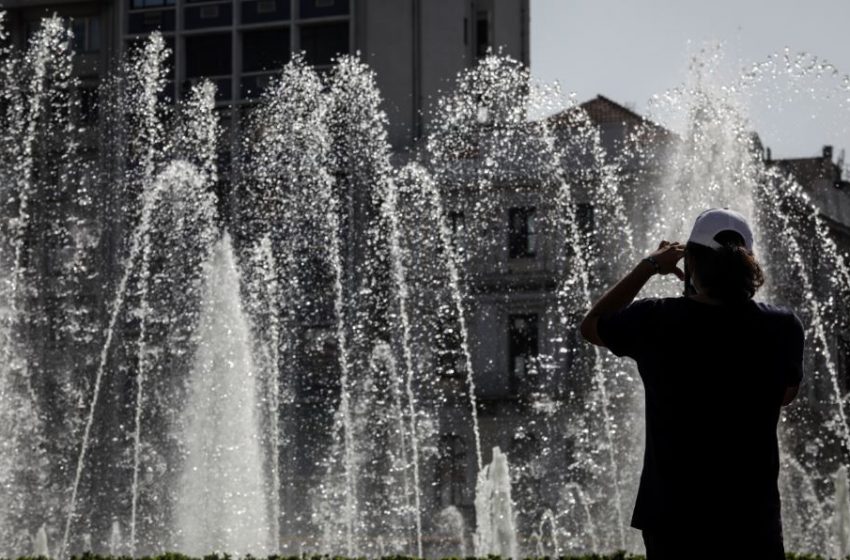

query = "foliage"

[5,554,850,560]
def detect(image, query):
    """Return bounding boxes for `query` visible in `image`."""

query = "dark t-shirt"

[597,296,804,534]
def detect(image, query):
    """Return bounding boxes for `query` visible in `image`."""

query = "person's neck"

[688,292,723,305]
[688,275,723,305]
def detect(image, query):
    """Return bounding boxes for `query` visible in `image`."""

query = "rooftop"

[547,94,675,141]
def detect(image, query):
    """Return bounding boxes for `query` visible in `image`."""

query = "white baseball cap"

[687,208,754,251]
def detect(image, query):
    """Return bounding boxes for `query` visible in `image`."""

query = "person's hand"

[646,240,685,279]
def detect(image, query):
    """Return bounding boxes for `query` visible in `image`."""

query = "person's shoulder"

[751,300,797,318]
[627,297,670,311]
[621,296,686,318]
[751,300,805,332]
[600,297,667,321]
[632,296,680,305]
[645,296,692,309]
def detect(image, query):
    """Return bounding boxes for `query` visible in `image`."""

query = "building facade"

[1,0,529,149]
[766,146,850,398]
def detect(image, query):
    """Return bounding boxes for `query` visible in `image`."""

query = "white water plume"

[174,234,270,556]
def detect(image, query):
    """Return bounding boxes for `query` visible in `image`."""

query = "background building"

[0,0,529,149]
[766,146,850,399]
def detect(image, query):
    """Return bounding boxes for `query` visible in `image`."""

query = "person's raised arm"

[580,241,685,347]
[780,313,805,406]
[781,386,798,406]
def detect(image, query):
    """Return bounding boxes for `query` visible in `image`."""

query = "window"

[185,34,232,78]
[301,325,339,395]
[435,305,464,377]
[511,432,538,461]
[300,22,349,67]
[242,0,290,24]
[299,0,350,19]
[508,207,537,259]
[447,211,465,252]
[437,433,467,507]
[448,211,464,236]
[509,314,539,394]
[80,86,99,124]
[257,0,279,13]
[185,2,233,29]
[576,202,595,236]
[841,334,850,394]
[164,36,176,81]
[511,432,541,497]
[71,17,101,53]
[475,10,490,58]
[128,9,176,33]
[241,73,277,99]
[243,28,290,73]
[124,0,351,105]
[130,0,175,8]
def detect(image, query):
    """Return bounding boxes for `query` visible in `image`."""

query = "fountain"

[833,466,850,558]
[33,525,50,558]
[0,13,847,559]
[474,447,518,559]
[108,521,121,557]
[174,234,271,556]
[433,506,468,558]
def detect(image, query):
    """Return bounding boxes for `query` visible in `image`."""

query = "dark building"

[0,0,530,149]
[767,145,850,254]
[766,145,850,394]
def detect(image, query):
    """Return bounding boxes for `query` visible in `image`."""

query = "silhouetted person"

[580,208,804,559]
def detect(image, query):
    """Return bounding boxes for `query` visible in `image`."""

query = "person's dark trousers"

[642,528,785,559]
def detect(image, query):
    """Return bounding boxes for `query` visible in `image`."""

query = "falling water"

[762,172,850,447]
[129,80,220,555]
[108,521,122,557]
[533,510,559,557]
[557,484,600,553]
[317,100,358,560]
[833,466,850,559]
[552,149,629,551]
[59,161,152,560]
[32,525,49,558]
[405,163,484,471]
[174,234,270,556]
[474,447,518,558]
[6,18,75,398]
[250,237,283,552]
[60,33,175,559]
[129,190,157,556]
[434,507,468,558]
[384,176,424,557]
[0,16,78,552]
[781,452,831,551]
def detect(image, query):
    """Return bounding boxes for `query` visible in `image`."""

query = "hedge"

[3,553,847,560]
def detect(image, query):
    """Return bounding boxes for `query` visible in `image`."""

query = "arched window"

[437,433,467,507]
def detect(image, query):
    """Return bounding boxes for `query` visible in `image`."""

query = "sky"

[530,0,850,161]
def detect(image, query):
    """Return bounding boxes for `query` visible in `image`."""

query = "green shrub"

[5,554,849,560]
